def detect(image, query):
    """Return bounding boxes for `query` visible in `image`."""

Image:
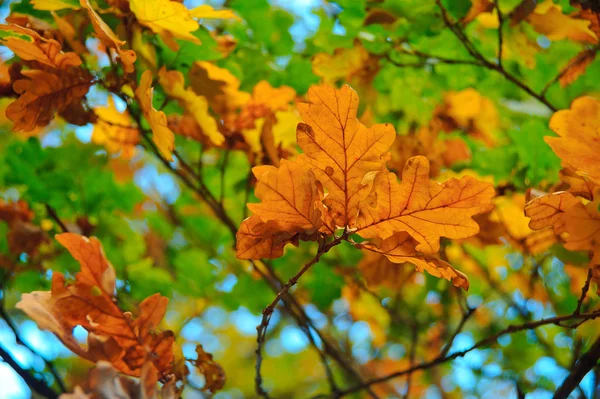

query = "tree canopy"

[1,0,600,398]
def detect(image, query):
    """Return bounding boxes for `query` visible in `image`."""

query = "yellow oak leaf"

[130,0,200,49]
[158,67,223,146]
[189,5,240,21]
[0,24,82,69]
[80,0,137,73]
[6,69,92,132]
[441,88,499,144]
[31,0,79,10]
[93,97,139,158]
[189,61,250,114]
[312,45,373,86]
[356,156,495,254]
[135,70,175,161]
[360,232,470,290]
[250,80,295,113]
[527,0,597,43]
[296,84,396,229]
[547,97,600,183]
[526,192,600,264]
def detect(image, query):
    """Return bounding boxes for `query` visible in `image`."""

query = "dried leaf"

[135,70,175,161]
[17,233,177,380]
[360,232,470,289]
[297,84,396,229]
[7,68,92,132]
[357,156,495,254]
[546,97,600,183]
[192,345,226,392]
[559,49,597,87]
[236,160,326,259]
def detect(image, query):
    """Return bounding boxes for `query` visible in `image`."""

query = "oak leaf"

[6,68,93,132]
[192,345,226,392]
[359,232,470,290]
[158,67,223,146]
[80,0,137,73]
[356,156,495,254]
[16,233,178,380]
[0,24,82,69]
[527,0,598,43]
[189,5,240,21]
[135,70,175,161]
[297,84,396,229]
[236,160,326,259]
[93,96,140,158]
[546,97,600,183]
[130,0,201,49]
[189,61,250,115]
[558,49,597,87]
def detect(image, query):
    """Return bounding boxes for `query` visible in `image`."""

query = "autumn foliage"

[1,0,600,398]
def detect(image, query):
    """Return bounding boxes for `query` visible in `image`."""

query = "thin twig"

[0,344,58,399]
[44,204,69,233]
[331,309,600,398]
[575,268,593,315]
[439,307,477,358]
[494,0,504,67]
[553,334,600,399]
[255,236,345,398]
[434,0,557,112]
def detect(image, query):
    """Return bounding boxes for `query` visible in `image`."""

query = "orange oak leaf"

[356,156,495,254]
[359,232,470,290]
[546,97,600,183]
[526,1,598,43]
[236,215,299,260]
[296,84,396,229]
[0,24,82,69]
[135,70,175,161]
[559,168,600,201]
[16,233,177,381]
[357,251,416,290]
[558,49,597,88]
[236,160,326,259]
[6,68,93,132]
[79,0,137,73]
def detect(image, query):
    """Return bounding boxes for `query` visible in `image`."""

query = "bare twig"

[331,309,600,398]
[553,334,600,399]
[575,269,593,315]
[439,307,477,358]
[434,0,557,112]
[44,203,69,233]
[255,236,345,398]
[494,0,504,67]
[0,344,58,399]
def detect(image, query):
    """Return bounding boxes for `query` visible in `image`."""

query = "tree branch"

[331,309,600,398]
[0,344,58,399]
[553,335,600,399]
